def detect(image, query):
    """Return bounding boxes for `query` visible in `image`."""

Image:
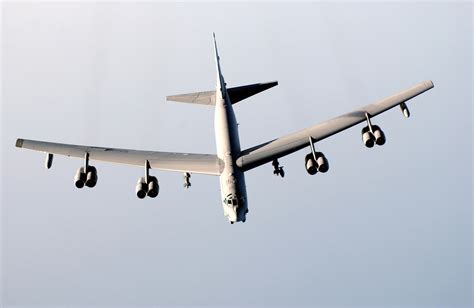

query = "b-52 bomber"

[16,34,434,224]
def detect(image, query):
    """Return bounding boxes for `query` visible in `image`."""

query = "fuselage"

[213,52,248,223]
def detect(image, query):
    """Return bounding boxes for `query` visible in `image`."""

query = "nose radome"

[228,207,237,222]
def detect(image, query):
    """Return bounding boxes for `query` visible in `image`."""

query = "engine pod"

[317,154,329,173]
[135,177,147,199]
[85,166,98,188]
[372,125,386,146]
[362,126,375,148]
[74,167,86,189]
[305,153,317,175]
[147,176,159,198]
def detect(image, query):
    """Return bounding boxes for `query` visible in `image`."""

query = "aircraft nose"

[227,206,238,223]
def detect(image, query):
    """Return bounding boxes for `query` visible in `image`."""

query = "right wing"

[236,80,434,171]
[16,139,223,175]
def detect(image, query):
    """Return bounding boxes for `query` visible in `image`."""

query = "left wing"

[16,139,223,175]
[237,80,434,171]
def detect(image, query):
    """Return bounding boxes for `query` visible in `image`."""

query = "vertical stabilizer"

[213,33,225,89]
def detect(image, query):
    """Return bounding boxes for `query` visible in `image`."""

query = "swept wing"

[237,80,434,171]
[16,139,223,175]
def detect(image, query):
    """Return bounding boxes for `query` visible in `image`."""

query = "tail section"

[166,34,278,106]
[166,81,278,106]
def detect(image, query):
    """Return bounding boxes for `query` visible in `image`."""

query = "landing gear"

[272,159,285,177]
[183,172,191,189]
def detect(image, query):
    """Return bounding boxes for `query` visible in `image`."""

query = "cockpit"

[222,193,247,223]
[224,194,244,208]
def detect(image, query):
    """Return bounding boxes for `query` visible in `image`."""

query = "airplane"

[15,33,434,224]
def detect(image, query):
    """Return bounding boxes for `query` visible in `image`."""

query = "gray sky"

[1,2,472,307]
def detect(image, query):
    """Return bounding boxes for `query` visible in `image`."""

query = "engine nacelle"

[316,152,329,173]
[85,166,98,188]
[136,177,147,199]
[147,176,159,198]
[372,125,386,146]
[362,126,375,148]
[74,167,86,189]
[305,154,317,175]
[305,152,329,174]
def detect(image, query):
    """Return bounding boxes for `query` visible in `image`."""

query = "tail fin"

[213,33,225,90]
[166,34,277,106]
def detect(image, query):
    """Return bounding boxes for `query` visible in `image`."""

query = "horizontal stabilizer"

[166,81,277,106]
[228,81,278,104]
[166,91,216,105]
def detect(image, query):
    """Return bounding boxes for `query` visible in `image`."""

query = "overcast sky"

[1,2,472,307]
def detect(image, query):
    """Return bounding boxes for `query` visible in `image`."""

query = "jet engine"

[85,166,98,188]
[371,125,386,146]
[316,153,329,173]
[305,154,317,175]
[135,176,160,199]
[362,126,375,148]
[74,167,86,188]
[136,177,147,199]
[75,166,98,188]
[147,176,159,198]
[305,152,329,174]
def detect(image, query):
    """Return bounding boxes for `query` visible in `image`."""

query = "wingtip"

[16,138,24,148]
[422,80,434,89]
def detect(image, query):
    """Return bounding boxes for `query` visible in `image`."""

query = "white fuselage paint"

[213,52,248,223]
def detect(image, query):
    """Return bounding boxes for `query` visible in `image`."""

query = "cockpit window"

[224,194,244,208]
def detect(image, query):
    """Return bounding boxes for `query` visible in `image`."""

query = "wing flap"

[237,80,434,171]
[16,139,223,175]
